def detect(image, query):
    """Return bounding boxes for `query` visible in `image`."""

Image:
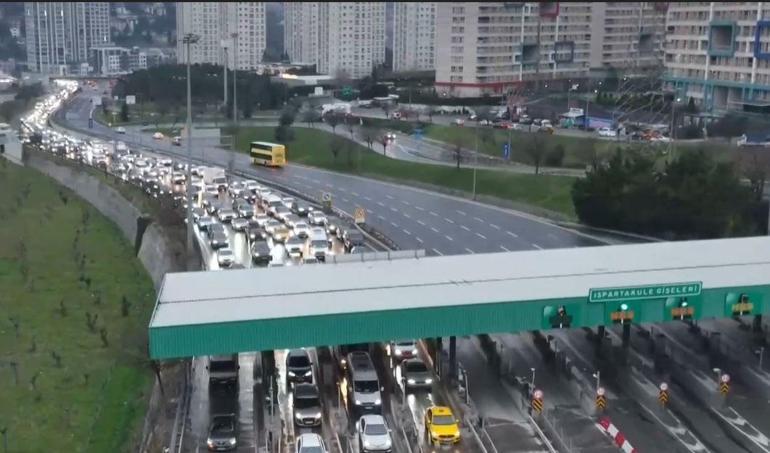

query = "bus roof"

[251,141,283,147]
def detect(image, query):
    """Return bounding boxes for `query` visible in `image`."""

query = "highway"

[59,89,604,257]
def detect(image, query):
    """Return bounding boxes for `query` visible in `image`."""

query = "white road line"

[366,209,374,214]
[363,196,372,201]
[377,201,385,207]
[416,237,423,244]
[377,215,386,221]
[391,221,399,228]
[445,235,453,241]
[311,179,320,183]
[351,192,359,197]
[401,200,411,206]
[430,227,440,233]
[417,220,426,226]
[338,187,347,192]
[506,231,518,238]
[415,206,425,211]
[390,207,398,212]
[325,183,334,188]
[460,225,471,231]
[432,248,444,256]
[532,243,543,250]
[444,217,455,224]
[476,232,487,239]
[473,216,484,222]
[386,194,395,200]
[429,211,439,217]
[403,229,411,235]
[457,210,467,216]
[403,213,411,219]
[490,224,501,230]
[500,245,510,252]
[465,248,475,254]
[341,197,349,203]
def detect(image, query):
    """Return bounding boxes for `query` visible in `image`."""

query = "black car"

[207,414,238,451]
[291,201,312,217]
[343,229,365,252]
[286,349,313,388]
[247,225,267,242]
[250,240,272,265]
[207,222,226,239]
[324,216,343,237]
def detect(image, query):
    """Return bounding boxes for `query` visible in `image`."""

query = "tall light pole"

[183,33,200,265]
[222,41,228,108]
[669,97,681,155]
[231,33,239,125]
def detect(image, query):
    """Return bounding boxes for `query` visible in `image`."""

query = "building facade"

[283,2,320,66]
[435,2,667,97]
[393,2,437,72]
[176,2,265,71]
[24,2,111,73]
[664,2,770,112]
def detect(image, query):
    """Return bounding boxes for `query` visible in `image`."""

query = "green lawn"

[228,126,578,218]
[0,160,156,452]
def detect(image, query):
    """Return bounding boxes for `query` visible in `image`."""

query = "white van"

[309,227,329,261]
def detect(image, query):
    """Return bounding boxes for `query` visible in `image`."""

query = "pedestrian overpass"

[148,236,770,360]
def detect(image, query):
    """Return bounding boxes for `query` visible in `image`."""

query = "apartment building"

[24,2,111,74]
[435,2,667,97]
[284,2,385,79]
[176,2,265,71]
[664,2,770,112]
[284,2,320,65]
[393,2,437,72]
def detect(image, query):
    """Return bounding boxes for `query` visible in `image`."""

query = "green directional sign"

[588,282,702,303]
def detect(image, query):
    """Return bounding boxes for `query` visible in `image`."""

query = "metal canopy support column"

[596,325,606,350]
[622,323,631,348]
[436,337,443,376]
[449,336,457,384]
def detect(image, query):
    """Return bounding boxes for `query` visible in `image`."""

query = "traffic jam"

[22,80,479,453]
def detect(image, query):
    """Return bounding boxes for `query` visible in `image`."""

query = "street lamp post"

[593,371,601,392]
[473,121,479,200]
[222,43,228,108]
[669,97,681,155]
[530,367,536,389]
[231,33,239,125]
[183,33,200,267]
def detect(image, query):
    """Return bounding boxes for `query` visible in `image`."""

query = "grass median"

[226,126,578,218]
[0,160,156,452]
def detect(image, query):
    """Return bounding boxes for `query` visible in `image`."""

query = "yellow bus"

[250,141,286,167]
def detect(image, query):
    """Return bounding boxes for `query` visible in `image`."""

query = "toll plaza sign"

[589,282,702,303]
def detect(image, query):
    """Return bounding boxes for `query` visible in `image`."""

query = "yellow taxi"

[424,406,461,446]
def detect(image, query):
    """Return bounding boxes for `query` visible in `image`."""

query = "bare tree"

[329,135,345,161]
[523,133,548,175]
[379,134,389,156]
[325,113,340,134]
[447,135,471,170]
[302,109,322,127]
[358,126,377,148]
[736,146,770,201]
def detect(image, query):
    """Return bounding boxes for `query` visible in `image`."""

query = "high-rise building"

[284,2,385,79]
[393,2,437,72]
[434,2,666,97]
[283,2,319,65]
[176,2,265,70]
[24,2,111,74]
[664,2,770,112]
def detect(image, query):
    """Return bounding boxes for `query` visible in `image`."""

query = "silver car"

[357,414,393,453]
[400,358,433,391]
[293,383,322,427]
[231,217,249,232]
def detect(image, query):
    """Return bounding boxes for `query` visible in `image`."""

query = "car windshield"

[210,360,236,372]
[364,422,388,436]
[432,415,455,425]
[219,250,233,256]
[211,418,234,433]
[288,354,310,368]
[405,361,428,373]
[300,447,323,453]
[311,240,327,248]
[295,395,320,409]
[296,223,308,229]
[397,340,415,347]
[354,379,379,393]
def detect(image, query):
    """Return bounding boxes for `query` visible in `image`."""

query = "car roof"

[288,348,309,358]
[361,414,386,425]
[294,383,320,398]
[298,433,323,446]
[430,406,454,416]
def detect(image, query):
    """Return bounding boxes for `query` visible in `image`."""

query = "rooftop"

[150,236,770,330]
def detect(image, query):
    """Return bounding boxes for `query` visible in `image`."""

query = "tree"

[329,135,345,161]
[381,103,392,119]
[120,102,129,122]
[325,113,340,134]
[274,125,294,142]
[707,114,746,141]
[447,135,471,169]
[735,147,770,201]
[302,109,322,127]
[545,143,566,167]
[522,134,548,175]
[279,106,295,127]
[358,127,377,149]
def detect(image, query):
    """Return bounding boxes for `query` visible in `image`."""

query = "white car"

[217,248,235,268]
[357,415,393,453]
[308,211,327,226]
[296,433,328,453]
[253,213,271,227]
[231,217,249,232]
[152,131,164,140]
[597,127,617,137]
[115,126,126,134]
[389,339,418,361]
[293,221,311,238]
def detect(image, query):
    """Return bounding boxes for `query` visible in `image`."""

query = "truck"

[202,166,228,192]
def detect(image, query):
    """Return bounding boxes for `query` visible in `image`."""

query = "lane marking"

[532,243,543,250]
[430,227,440,233]
[429,211,439,217]
[473,216,484,223]
[403,229,411,235]
[415,206,425,211]
[460,225,471,231]
[401,200,411,206]
[457,210,467,216]
[415,237,423,244]
[444,217,455,224]
[377,201,386,207]
[338,187,347,192]
[386,194,395,200]
[351,192,359,197]
[325,183,334,188]
[465,248,475,254]
[432,248,444,256]
[366,209,374,214]
[341,197,349,203]
[417,220,426,226]
[506,231,518,238]
[377,215,386,221]
[490,224,501,230]
[391,221,399,228]
[390,207,398,212]
[500,245,510,252]
[403,213,411,219]
[363,196,372,201]
[476,232,487,239]
[445,235,453,242]
[311,179,320,183]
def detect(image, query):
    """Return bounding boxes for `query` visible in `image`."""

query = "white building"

[664,2,770,112]
[24,2,111,73]
[284,2,320,66]
[176,2,266,70]
[434,2,666,97]
[393,2,437,72]
[284,2,385,80]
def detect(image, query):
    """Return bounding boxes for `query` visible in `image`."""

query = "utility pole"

[183,33,200,266]
[222,43,228,108]
[230,32,239,172]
